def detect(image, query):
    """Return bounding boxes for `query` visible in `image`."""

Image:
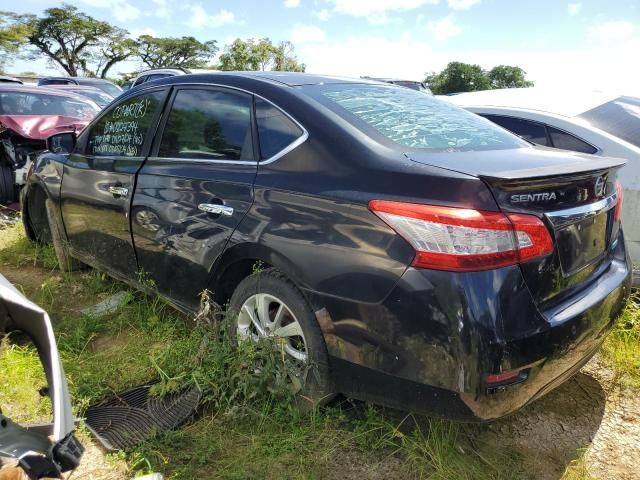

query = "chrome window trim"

[135,81,309,166]
[544,192,617,228]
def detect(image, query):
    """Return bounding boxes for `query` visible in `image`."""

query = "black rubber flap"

[84,384,201,451]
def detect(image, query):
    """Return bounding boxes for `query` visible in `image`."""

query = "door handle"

[198,203,234,217]
[108,186,129,197]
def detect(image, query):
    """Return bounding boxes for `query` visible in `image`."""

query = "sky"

[5,0,640,94]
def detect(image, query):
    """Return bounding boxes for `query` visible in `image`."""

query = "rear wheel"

[0,161,15,205]
[45,198,85,272]
[229,268,334,407]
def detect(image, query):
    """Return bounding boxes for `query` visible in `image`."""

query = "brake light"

[614,180,623,222]
[369,200,554,272]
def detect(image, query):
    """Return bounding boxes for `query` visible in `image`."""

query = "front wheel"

[229,268,334,407]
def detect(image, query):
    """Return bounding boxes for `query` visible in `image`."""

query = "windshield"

[314,84,525,152]
[579,96,640,149]
[70,89,113,107]
[95,82,123,97]
[0,92,99,118]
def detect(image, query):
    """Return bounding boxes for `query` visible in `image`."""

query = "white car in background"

[446,88,640,279]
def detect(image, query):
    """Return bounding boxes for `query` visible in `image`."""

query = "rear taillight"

[614,180,623,222]
[369,200,554,272]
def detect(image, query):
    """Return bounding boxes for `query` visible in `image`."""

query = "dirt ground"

[2,263,639,480]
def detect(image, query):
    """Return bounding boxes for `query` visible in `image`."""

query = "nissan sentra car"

[21,73,631,420]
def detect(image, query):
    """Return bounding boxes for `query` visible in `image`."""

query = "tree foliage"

[137,35,218,69]
[425,62,534,95]
[0,4,137,77]
[218,38,305,72]
[487,65,534,89]
[0,11,31,72]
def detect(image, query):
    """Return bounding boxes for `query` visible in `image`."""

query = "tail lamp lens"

[369,200,554,272]
[614,180,623,223]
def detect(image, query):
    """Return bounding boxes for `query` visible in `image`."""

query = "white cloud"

[284,0,301,7]
[299,34,439,80]
[447,0,480,10]
[567,2,582,15]
[290,24,326,43]
[325,0,439,23]
[187,5,235,28]
[313,8,332,21]
[588,21,635,44]
[151,0,170,18]
[427,15,462,41]
[78,0,141,22]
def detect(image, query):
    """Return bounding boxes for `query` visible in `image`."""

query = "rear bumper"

[314,243,631,421]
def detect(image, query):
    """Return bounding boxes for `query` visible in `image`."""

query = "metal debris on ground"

[84,384,202,451]
[0,204,19,229]
[80,291,128,316]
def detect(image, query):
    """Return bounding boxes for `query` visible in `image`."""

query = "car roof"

[445,88,621,117]
[45,84,104,91]
[40,76,112,84]
[147,71,375,87]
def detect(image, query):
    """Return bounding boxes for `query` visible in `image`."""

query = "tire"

[0,161,15,205]
[229,268,334,408]
[45,198,85,272]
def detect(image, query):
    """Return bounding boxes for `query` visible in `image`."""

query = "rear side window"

[482,115,549,146]
[315,85,524,152]
[255,99,303,160]
[579,96,640,149]
[548,127,597,154]
[87,90,164,157]
[158,88,253,161]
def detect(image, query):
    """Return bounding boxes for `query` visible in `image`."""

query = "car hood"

[0,115,90,140]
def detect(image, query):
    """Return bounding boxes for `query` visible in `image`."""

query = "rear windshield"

[314,85,525,152]
[579,96,640,149]
[0,92,99,118]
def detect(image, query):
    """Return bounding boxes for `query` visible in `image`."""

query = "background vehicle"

[362,76,433,94]
[0,76,22,85]
[0,85,99,204]
[446,88,640,279]
[43,84,114,108]
[23,73,630,421]
[130,68,218,89]
[0,274,83,478]
[38,76,122,97]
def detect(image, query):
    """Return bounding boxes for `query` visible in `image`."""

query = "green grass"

[2,220,638,479]
[602,293,640,387]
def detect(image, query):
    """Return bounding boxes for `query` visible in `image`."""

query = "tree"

[218,38,305,72]
[487,65,534,89]
[137,35,218,69]
[0,11,32,72]
[425,62,490,95]
[0,5,137,77]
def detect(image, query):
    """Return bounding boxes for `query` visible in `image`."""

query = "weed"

[602,293,640,387]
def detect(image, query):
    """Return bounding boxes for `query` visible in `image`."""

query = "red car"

[0,85,100,204]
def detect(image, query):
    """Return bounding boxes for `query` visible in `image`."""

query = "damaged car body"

[22,73,632,421]
[0,274,83,478]
[0,85,99,205]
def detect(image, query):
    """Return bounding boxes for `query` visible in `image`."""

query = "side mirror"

[47,132,76,155]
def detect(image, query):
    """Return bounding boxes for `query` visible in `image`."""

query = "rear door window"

[255,99,304,160]
[482,115,550,146]
[547,127,597,154]
[158,88,253,161]
[86,90,165,157]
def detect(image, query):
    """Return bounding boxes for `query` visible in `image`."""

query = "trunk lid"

[406,147,626,307]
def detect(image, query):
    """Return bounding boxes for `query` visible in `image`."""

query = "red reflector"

[614,180,623,222]
[369,200,554,272]
[486,370,524,385]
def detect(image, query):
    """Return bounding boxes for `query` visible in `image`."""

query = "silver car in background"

[446,88,640,279]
